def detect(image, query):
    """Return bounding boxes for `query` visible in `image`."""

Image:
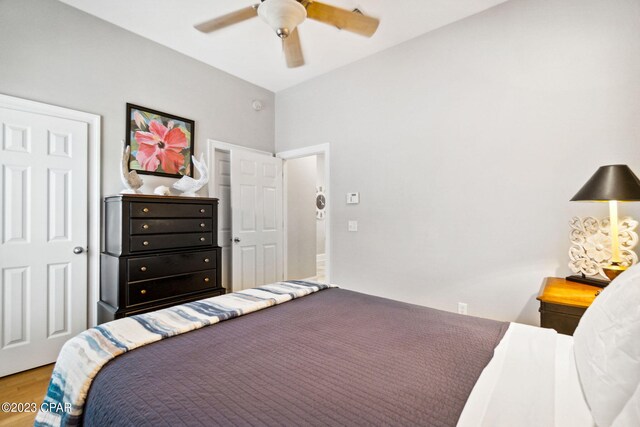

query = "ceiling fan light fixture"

[258,0,307,39]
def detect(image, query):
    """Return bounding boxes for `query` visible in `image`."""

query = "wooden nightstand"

[537,277,600,336]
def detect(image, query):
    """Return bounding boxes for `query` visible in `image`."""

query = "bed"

[35,268,640,426]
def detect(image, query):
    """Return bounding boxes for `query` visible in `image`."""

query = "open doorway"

[207,140,330,289]
[278,144,331,284]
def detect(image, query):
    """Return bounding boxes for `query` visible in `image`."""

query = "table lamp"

[571,165,640,283]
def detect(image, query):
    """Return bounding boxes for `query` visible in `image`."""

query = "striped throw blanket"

[35,281,335,427]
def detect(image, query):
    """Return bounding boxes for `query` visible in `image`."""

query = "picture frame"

[125,103,195,178]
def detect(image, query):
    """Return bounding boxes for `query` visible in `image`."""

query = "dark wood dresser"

[98,194,224,323]
[537,277,599,335]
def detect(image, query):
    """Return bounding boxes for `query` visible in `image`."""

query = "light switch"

[348,220,358,232]
[347,192,359,204]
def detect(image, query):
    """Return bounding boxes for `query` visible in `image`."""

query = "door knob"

[73,247,84,254]
[233,237,241,243]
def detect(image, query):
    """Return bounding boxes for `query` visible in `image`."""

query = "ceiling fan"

[194,0,380,68]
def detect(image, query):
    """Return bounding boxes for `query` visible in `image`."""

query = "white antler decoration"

[120,140,143,194]
[173,153,209,197]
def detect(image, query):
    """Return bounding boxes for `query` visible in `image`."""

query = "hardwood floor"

[0,364,54,426]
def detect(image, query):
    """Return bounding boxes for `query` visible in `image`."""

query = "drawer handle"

[142,207,149,213]
[204,258,210,263]
[142,224,149,230]
[200,237,206,242]
[199,209,205,213]
[143,241,149,246]
[140,289,147,295]
[140,266,147,272]
[200,223,205,228]
[204,277,210,283]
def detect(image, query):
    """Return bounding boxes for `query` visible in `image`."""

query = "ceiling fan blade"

[194,5,258,33]
[304,1,379,37]
[283,28,304,68]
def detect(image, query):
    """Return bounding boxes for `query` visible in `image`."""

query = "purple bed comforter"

[83,288,508,426]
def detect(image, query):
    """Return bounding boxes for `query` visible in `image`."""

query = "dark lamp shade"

[571,165,640,202]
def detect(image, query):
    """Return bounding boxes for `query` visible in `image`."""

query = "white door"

[0,107,88,377]
[212,150,232,291]
[231,149,283,290]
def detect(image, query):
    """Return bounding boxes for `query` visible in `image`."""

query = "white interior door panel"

[0,107,88,376]
[230,149,283,291]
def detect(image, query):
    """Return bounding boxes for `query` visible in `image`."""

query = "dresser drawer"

[127,270,218,307]
[539,301,587,317]
[539,301,588,336]
[128,250,217,282]
[130,232,213,252]
[103,195,218,256]
[130,218,212,235]
[119,288,226,318]
[130,202,212,219]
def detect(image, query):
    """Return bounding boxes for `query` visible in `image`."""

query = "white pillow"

[573,263,640,427]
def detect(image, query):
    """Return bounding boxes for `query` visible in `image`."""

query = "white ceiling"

[58,0,508,92]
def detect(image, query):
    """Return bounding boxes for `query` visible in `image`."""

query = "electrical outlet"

[458,302,468,315]
[348,220,358,232]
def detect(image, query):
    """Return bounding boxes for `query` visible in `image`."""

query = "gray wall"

[286,156,317,280]
[0,0,275,196]
[275,0,640,324]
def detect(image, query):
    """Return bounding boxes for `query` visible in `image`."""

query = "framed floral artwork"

[125,103,195,178]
